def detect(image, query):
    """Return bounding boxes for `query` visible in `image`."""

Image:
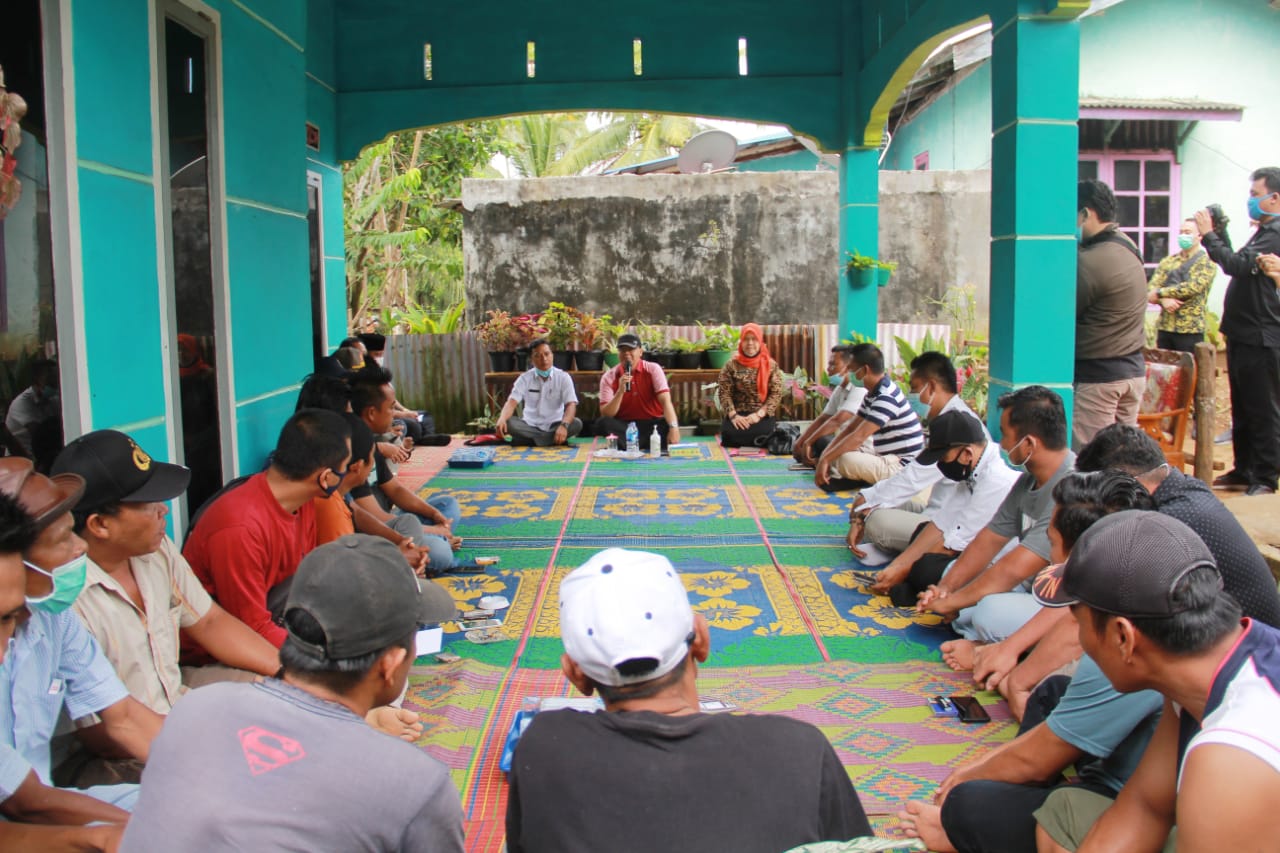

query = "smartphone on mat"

[459,618,502,631]
[949,695,991,724]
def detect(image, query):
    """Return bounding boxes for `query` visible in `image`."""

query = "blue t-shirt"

[1046,654,1162,793]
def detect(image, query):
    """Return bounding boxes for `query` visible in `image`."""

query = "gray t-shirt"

[121,680,464,852]
[986,451,1076,560]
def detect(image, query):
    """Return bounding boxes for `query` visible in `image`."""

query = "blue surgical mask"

[1177,234,1195,251]
[1248,193,1276,222]
[1002,436,1032,473]
[1076,225,1084,244]
[827,373,845,387]
[535,368,552,379]
[24,554,88,613]
[906,392,930,421]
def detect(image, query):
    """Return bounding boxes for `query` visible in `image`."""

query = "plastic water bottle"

[650,425,662,458]
[625,422,639,454]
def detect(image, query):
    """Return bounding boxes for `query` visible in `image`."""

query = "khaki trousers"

[1071,377,1144,451]
[831,451,903,485]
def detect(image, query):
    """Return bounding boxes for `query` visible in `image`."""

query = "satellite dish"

[677,130,738,174]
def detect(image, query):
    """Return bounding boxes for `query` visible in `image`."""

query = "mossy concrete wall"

[461,173,840,325]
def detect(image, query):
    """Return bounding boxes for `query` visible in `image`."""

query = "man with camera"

[1196,166,1280,497]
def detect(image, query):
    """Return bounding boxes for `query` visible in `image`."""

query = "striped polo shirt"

[856,375,925,460]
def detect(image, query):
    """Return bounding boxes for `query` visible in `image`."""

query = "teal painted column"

[986,13,1081,437]
[838,148,880,341]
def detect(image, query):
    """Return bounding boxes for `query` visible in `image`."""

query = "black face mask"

[937,453,974,482]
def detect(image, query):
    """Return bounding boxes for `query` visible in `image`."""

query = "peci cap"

[358,332,386,353]
[615,333,642,351]
[1032,510,1220,617]
[559,548,694,687]
[915,410,987,466]
[52,430,191,511]
[284,534,457,661]
[0,457,85,532]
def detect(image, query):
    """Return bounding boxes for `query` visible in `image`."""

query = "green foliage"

[540,302,579,350]
[500,112,705,177]
[699,322,740,351]
[344,123,507,329]
[842,330,877,346]
[635,322,671,353]
[893,331,950,368]
[381,299,467,335]
[844,250,877,271]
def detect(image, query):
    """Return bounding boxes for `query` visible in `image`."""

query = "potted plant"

[699,322,739,369]
[671,337,704,370]
[510,313,547,372]
[876,259,898,288]
[540,302,579,370]
[573,311,609,372]
[637,323,675,369]
[844,250,878,288]
[475,310,518,371]
[599,317,628,367]
[697,381,724,435]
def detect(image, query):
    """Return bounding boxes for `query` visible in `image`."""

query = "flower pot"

[650,352,676,369]
[574,350,605,371]
[675,352,703,370]
[603,351,620,368]
[488,351,516,372]
[876,268,893,287]
[848,266,877,288]
[514,351,529,372]
[705,349,733,369]
[552,351,575,371]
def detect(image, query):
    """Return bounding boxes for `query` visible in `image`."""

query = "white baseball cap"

[559,548,695,687]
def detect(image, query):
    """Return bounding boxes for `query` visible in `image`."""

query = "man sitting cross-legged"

[0,485,127,852]
[183,408,351,654]
[349,366,462,572]
[494,338,582,446]
[850,352,987,559]
[792,344,867,468]
[898,470,1159,853]
[596,333,682,453]
[1031,511,1280,853]
[814,343,925,492]
[970,423,1280,718]
[868,411,1019,607]
[505,548,873,853]
[916,386,1075,669]
[120,535,464,852]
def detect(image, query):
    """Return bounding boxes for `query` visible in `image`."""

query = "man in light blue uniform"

[0,458,163,844]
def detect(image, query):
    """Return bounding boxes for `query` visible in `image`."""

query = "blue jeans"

[391,494,461,570]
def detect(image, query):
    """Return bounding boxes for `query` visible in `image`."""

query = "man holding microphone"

[596,333,682,454]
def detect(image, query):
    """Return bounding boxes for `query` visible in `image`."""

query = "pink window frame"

[913,151,929,171]
[1079,150,1181,272]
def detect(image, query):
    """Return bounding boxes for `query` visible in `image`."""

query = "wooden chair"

[1138,347,1196,470]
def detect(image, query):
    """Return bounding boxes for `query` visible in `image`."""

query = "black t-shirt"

[1154,470,1280,628]
[349,451,394,510]
[506,708,872,853]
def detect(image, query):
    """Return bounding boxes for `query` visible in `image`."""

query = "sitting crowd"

[4,291,1279,852]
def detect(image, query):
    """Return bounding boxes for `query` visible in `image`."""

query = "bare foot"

[940,639,984,672]
[899,800,957,853]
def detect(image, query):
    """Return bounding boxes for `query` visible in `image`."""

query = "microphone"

[623,361,632,391]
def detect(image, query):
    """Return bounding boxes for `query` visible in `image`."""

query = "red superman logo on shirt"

[238,726,306,775]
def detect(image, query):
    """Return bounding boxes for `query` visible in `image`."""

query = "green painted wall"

[882,62,992,171]
[736,150,824,173]
[64,0,343,475]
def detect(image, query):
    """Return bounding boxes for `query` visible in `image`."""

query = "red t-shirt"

[599,360,670,420]
[182,472,316,651]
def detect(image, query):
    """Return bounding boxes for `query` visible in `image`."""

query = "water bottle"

[650,425,662,458]
[625,422,639,454]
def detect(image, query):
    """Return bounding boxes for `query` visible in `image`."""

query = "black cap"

[358,332,386,352]
[53,430,190,511]
[915,410,987,465]
[1032,510,1220,617]
[616,333,642,350]
[284,535,457,660]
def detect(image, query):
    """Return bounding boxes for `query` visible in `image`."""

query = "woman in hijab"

[716,323,783,448]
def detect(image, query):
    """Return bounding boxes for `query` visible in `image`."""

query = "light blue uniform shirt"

[0,608,130,802]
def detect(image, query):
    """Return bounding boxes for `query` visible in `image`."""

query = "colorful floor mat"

[405,436,1009,852]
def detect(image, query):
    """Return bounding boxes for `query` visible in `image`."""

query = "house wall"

[883,0,1279,314]
[52,0,343,479]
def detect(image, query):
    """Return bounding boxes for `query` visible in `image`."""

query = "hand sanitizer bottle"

[650,425,662,458]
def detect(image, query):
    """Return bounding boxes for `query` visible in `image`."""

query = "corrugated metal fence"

[385,323,951,432]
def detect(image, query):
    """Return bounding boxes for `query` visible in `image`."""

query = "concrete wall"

[462,172,841,325]
[878,170,990,332]
[461,169,989,330]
